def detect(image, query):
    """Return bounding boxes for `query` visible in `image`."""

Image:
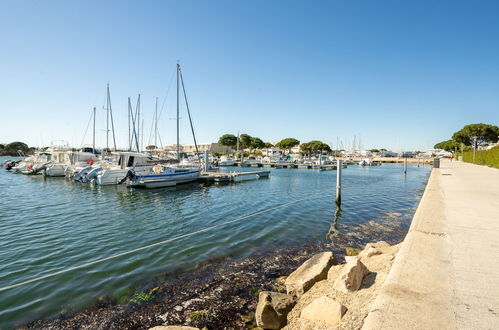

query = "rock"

[255,291,296,329]
[327,264,344,282]
[345,247,361,256]
[333,257,369,292]
[300,297,347,326]
[149,326,199,330]
[359,241,391,258]
[276,276,287,285]
[285,252,336,297]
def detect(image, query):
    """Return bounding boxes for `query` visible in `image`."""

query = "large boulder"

[333,257,369,292]
[285,252,336,297]
[255,291,296,329]
[300,296,347,326]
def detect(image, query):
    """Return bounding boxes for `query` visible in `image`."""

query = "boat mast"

[178,64,201,165]
[134,95,140,152]
[176,63,180,162]
[92,107,96,151]
[107,84,117,152]
[106,87,109,154]
[128,97,132,151]
[154,96,158,148]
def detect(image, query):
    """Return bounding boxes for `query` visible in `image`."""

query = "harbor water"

[0,158,431,328]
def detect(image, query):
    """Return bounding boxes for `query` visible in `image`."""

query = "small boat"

[128,165,201,188]
[218,155,235,166]
[359,158,381,166]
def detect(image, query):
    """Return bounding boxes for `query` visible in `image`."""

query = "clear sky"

[0,0,498,151]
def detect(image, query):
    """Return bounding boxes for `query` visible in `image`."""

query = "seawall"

[362,160,499,329]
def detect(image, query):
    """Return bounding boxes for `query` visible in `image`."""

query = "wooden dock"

[233,162,347,170]
[198,170,271,183]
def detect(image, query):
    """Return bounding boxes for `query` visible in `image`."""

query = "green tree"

[300,140,331,156]
[369,149,380,153]
[264,142,274,148]
[434,140,460,152]
[239,134,252,149]
[452,123,499,146]
[276,138,300,154]
[250,137,265,150]
[5,141,29,154]
[145,145,157,150]
[218,134,238,149]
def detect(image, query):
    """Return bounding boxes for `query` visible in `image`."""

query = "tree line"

[0,141,34,156]
[217,134,336,155]
[434,123,499,152]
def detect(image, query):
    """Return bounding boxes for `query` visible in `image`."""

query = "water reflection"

[327,206,342,241]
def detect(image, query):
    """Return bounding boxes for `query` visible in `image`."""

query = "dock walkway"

[363,160,499,329]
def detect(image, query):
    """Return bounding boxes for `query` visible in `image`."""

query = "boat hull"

[131,169,200,188]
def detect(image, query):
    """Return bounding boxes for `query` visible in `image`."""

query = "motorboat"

[127,164,201,188]
[218,155,235,166]
[359,158,381,166]
[91,152,170,185]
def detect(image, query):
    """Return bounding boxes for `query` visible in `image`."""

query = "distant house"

[378,150,398,157]
[398,151,416,158]
[427,148,453,157]
[163,143,232,154]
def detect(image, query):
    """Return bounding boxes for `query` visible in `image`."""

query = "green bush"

[462,147,499,169]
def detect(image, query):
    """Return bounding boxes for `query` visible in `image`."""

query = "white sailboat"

[128,64,201,188]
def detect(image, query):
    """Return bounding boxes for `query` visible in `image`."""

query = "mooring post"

[204,150,209,172]
[336,159,342,206]
[404,158,407,174]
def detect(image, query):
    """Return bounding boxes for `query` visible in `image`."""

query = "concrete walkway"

[363,160,499,329]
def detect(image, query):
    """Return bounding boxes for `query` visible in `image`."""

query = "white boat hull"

[131,169,200,188]
[44,165,66,177]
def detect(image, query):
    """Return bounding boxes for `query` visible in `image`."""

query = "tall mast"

[92,107,96,151]
[155,96,158,148]
[128,97,131,151]
[179,65,201,164]
[137,94,141,152]
[107,84,117,152]
[106,86,109,154]
[128,97,132,151]
[176,63,180,162]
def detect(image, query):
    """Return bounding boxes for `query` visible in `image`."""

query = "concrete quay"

[363,160,499,329]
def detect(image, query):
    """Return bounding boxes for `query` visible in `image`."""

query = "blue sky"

[0,0,498,151]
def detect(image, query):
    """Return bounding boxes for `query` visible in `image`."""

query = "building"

[163,143,232,154]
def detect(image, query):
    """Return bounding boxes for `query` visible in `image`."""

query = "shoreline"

[24,214,415,329]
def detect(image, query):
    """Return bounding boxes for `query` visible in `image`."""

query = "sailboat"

[128,64,201,188]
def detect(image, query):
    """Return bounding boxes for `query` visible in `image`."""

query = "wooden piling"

[336,159,342,206]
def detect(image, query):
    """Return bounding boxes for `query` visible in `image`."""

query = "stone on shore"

[359,241,391,258]
[149,326,199,330]
[333,257,369,292]
[300,296,346,326]
[327,264,344,282]
[255,291,296,329]
[285,252,336,297]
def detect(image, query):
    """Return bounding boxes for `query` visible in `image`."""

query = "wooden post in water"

[336,159,342,206]
[204,150,209,172]
[404,158,408,174]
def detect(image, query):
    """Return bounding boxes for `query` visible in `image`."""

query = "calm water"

[0,158,431,328]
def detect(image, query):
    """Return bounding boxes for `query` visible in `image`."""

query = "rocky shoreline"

[25,215,410,330]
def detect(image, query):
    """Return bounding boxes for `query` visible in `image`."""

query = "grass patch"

[462,146,499,168]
